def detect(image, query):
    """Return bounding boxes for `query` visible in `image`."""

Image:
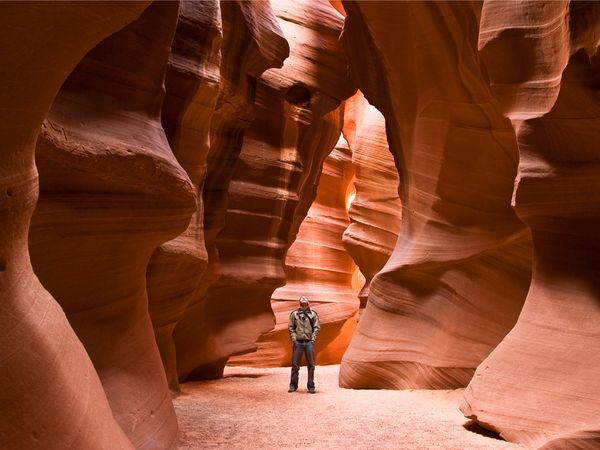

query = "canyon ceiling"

[1,1,599,449]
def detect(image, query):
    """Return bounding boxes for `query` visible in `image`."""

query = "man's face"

[300,299,309,310]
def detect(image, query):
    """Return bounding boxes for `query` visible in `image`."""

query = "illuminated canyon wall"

[1,1,599,449]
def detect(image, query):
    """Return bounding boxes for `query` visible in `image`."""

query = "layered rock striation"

[0,2,148,449]
[174,0,355,380]
[230,138,359,367]
[342,91,402,310]
[147,0,222,394]
[462,2,600,447]
[339,1,532,390]
[171,0,290,380]
[29,3,192,448]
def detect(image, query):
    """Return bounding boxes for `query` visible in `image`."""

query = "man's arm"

[288,311,297,343]
[311,311,320,343]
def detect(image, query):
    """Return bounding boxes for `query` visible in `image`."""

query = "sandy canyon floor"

[174,365,523,449]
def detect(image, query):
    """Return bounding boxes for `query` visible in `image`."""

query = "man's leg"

[289,342,302,392]
[306,341,316,392]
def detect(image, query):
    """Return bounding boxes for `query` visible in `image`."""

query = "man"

[288,295,320,393]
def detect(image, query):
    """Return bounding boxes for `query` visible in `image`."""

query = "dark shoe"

[308,387,316,394]
[288,386,297,393]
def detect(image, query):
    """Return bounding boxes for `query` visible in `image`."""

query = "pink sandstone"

[230,138,359,367]
[339,1,532,390]
[461,2,600,448]
[342,91,402,311]
[29,3,192,448]
[174,0,355,379]
[147,0,222,394]
[0,2,148,449]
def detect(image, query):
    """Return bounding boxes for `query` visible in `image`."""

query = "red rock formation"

[147,0,222,394]
[461,3,600,447]
[0,2,148,449]
[230,138,359,367]
[29,3,192,448]
[174,0,355,379]
[339,1,532,390]
[172,0,290,380]
[342,91,402,310]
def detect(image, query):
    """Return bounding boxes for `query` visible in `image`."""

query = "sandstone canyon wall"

[230,138,359,367]
[2,1,600,449]
[339,1,533,390]
[342,91,402,311]
[461,2,600,448]
[146,0,222,394]
[171,0,290,380]
[174,0,355,379]
[29,3,191,448]
[0,2,149,449]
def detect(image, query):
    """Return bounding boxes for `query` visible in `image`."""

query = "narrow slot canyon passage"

[2,1,599,449]
[174,365,520,449]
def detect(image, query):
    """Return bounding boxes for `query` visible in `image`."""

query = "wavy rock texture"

[146,0,222,394]
[0,2,148,449]
[175,0,355,379]
[230,138,359,367]
[172,0,290,380]
[339,1,532,390]
[29,3,194,448]
[342,91,402,310]
[461,3,600,447]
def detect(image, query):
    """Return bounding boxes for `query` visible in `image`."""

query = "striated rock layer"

[175,0,355,379]
[0,2,148,449]
[461,2,600,447]
[342,91,401,310]
[173,0,290,380]
[230,138,359,367]
[29,3,192,448]
[147,0,222,394]
[339,1,532,390]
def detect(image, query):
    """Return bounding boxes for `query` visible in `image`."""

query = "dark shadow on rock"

[463,420,505,441]
[224,373,265,379]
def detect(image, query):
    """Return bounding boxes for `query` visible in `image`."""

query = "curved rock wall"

[147,0,222,394]
[339,1,532,390]
[230,137,359,367]
[4,2,600,448]
[342,91,402,310]
[461,2,600,447]
[0,3,148,449]
[171,0,290,380]
[174,0,355,380]
[29,3,191,448]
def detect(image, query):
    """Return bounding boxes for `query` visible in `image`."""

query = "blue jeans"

[290,341,315,389]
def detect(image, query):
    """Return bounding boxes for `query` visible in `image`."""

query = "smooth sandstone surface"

[230,139,359,367]
[342,91,402,310]
[30,3,192,448]
[2,2,599,449]
[175,0,355,379]
[0,2,148,449]
[339,1,532,390]
[147,0,222,394]
[462,3,600,448]
[172,0,290,380]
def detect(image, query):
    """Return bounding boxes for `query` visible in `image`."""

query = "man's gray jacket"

[288,308,320,343]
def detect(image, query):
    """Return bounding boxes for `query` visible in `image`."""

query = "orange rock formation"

[461,2,600,448]
[342,91,402,311]
[0,2,148,448]
[339,1,532,390]
[2,2,599,449]
[29,3,191,447]
[147,0,222,394]
[174,0,355,379]
[230,138,359,367]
